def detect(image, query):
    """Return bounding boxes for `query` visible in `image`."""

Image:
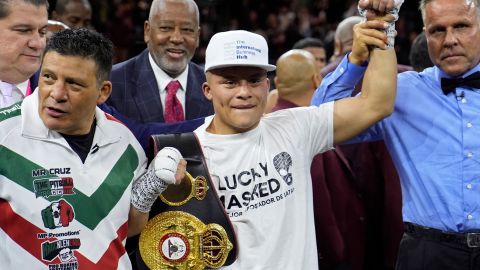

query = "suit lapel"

[129,54,208,122]
[185,63,206,119]
[132,50,165,122]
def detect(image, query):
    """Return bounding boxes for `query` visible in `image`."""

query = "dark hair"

[292,37,325,50]
[54,0,89,14]
[409,32,433,72]
[44,28,113,83]
[0,0,49,19]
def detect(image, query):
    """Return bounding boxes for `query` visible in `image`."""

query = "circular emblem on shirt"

[159,232,190,263]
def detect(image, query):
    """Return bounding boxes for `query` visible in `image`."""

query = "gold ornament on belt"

[139,211,233,270]
[160,172,209,206]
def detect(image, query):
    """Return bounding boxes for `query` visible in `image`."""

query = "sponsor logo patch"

[41,199,75,229]
[33,177,75,198]
[41,238,81,262]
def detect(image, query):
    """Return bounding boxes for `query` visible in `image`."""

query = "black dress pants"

[396,231,480,270]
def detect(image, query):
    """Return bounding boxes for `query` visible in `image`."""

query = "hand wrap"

[358,0,404,48]
[131,147,182,213]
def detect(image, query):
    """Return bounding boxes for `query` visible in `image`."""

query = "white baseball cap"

[204,30,276,72]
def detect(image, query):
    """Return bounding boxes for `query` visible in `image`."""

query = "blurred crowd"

[64,0,424,65]
[4,0,480,269]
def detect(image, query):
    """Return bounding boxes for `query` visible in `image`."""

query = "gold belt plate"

[139,211,233,269]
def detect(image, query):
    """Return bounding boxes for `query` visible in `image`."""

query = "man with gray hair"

[106,0,213,124]
[313,0,480,268]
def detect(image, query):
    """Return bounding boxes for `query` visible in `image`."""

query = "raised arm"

[332,19,397,144]
[330,0,403,144]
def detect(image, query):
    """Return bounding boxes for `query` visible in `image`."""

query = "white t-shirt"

[194,102,334,270]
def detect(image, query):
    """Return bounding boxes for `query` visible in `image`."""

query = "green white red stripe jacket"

[0,91,147,269]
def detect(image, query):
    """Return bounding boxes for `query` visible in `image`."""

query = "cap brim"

[205,63,276,72]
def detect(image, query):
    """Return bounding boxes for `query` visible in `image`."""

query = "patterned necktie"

[441,71,480,95]
[164,80,185,123]
[0,82,15,108]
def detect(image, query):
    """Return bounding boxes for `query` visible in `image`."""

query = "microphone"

[456,91,465,100]
[91,144,99,154]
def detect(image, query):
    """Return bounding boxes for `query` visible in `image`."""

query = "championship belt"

[136,133,237,270]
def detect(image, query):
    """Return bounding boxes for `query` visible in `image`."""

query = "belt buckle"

[139,211,233,269]
[467,233,480,248]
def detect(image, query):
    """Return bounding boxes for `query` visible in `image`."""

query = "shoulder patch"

[0,102,22,122]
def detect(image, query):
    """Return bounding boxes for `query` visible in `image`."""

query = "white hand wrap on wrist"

[358,0,404,48]
[131,169,169,213]
[131,147,183,213]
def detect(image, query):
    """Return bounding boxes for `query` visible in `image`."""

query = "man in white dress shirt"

[0,0,48,108]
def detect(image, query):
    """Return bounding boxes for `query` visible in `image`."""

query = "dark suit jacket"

[99,103,205,153]
[30,71,40,91]
[107,49,213,123]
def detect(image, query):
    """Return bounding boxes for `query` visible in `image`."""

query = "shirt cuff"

[335,53,367,86]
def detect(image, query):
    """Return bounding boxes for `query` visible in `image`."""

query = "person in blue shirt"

[312,0,480,269]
